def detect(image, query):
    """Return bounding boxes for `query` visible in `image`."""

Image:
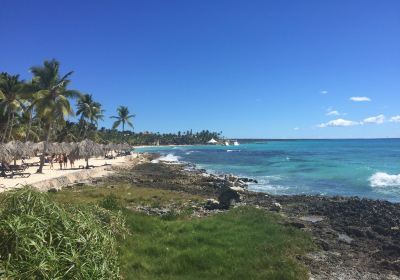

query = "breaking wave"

[151,153,180,163]
[369,172,400,187]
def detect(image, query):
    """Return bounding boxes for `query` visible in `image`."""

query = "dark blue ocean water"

[137,139,400,202]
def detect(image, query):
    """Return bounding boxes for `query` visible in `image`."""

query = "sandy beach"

[0,154,137,192]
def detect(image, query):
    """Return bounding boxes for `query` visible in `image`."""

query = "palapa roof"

[5,140,35,159]
[0,143,12,162]
[70,139,104,159]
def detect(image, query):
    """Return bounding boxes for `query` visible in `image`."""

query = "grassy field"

[0,184,314,280]
[0,184,314,279]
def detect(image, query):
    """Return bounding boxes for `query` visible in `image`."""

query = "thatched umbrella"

[0,143,12,163]
[33,142,45,154]
[59,142,75,154]
[5,141,35,164]
[121,143,132,151]
[0,143,12,177]
[70,139,103,168]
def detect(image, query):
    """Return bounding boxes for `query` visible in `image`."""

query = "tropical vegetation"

[0,188,127,279]
[51,183,313,279]
[0,60,221,146]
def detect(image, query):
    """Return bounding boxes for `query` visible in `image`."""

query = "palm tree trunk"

[7,112,15,142]
[83,122,88,139]
[122,122,125,142]
[25,110,33,142]
[37,123,52,173]
[1,111,11,143]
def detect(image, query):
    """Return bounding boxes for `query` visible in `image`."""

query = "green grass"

[119,207,313,280]
[51,184,203,210]
[0,188,127,279]
[2,185,314,279]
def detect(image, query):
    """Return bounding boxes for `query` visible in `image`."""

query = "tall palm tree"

[76,94,104,138]
[31,59,81,173]
[20,80,41,142]
[111,106,135,132]
[0,73,25,143]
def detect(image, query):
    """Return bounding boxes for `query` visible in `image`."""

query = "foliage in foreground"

[50,185,314,280]
[0,189,127,279]
[121,206,314,280]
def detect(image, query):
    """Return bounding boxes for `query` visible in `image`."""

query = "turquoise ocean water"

[136,139,400,202]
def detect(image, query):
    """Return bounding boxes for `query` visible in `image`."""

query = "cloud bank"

[349,96,371,102]
[362,114,385,124]
[390,115,400,123]
[326,109,340,116]
[318,118,360,128]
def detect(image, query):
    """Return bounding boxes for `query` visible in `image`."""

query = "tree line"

[0,59,221,146]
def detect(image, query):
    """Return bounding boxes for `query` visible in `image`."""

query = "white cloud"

[293,127,300,131]
[362,114,385,124]
[318,118,360,128]
[320,90,328,95]
[349,96,371,102]
[326,109,340,116]
[390,115,400,123]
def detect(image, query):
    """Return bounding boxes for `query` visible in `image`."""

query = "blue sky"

[1,0,399,138]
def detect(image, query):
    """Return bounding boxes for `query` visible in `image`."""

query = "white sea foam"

[151,153,180,164]
[369,172,400,187]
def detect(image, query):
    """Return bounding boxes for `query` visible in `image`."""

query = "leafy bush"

[0,188,127,279]
[99,193,121,211]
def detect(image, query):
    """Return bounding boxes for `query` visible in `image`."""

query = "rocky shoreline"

[100,154,400,280]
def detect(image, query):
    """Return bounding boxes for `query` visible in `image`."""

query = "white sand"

[0,154,138,192]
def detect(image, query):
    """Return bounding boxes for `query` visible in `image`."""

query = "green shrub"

[99,193,121,211]
[0,188,127,279]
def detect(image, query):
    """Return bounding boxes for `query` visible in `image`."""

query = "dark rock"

[204,199,221,210]
[382,244,400,257]
[372,225,387,235]
[319,240,331,251]
[47,188,58,193]
[289,222,306,229]
[218,188,241,209]
[270,202,282,212]
[366,230,377,239]
[345,226,365,238]
[239,177,258,184]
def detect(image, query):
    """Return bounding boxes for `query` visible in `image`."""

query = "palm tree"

[76,94,104,138]
[31,59,81,173]
[111,106,135,132]
[20,80,41,142]
[0,73,25,143]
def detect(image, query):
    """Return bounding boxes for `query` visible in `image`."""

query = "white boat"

[225,141,230,146]
[233,141,240,146]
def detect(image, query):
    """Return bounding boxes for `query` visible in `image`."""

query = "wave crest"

[151,153,180,163]
[369,172,400,187]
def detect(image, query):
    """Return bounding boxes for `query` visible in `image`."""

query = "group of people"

[47,154,75,170]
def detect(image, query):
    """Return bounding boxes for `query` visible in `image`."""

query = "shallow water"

[137,139,400,202]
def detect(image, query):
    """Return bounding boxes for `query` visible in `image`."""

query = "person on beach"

[63,154,68,169]
[58,154,63,170]
[49,155,55,170]
[69,157,75,169]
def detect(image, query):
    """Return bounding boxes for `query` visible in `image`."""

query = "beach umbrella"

[59,142,75,154]
[33,142,45,154]
[33,141,59,155]
[0,143,12,163]
[47,142,61,154]
[70,139,103,168]
[5,141,34,163]
[121,143,132,151]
